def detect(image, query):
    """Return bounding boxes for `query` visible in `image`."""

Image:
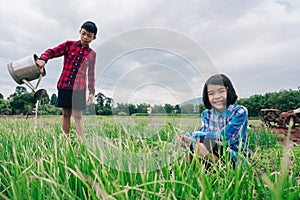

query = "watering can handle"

[35,72,43,89]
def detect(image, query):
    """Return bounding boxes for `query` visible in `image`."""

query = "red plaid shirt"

[40,40,96,95]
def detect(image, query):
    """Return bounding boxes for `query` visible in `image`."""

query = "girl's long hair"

[202,74,238,109]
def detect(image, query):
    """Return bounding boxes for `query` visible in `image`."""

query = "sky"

[1,0,300,105]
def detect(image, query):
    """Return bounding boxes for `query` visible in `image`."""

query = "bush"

[131,113,149,116]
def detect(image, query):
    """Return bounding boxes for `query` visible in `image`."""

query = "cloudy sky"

[1,0,300,105]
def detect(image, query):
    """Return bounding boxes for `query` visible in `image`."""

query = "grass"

[0,116,299,199]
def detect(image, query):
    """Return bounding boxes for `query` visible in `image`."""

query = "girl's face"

[207,84,227,113]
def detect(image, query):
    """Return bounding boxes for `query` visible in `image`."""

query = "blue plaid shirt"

[186,104,250,163]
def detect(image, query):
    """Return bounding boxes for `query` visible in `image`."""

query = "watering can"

[7,54,47,100]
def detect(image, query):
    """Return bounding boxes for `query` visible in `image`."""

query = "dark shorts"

[189,137,217,153]
[189,140,235,167]
[56,89,86,110]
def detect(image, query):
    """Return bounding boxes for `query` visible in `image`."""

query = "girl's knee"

[62,109,72,118]
[72,110,82,121]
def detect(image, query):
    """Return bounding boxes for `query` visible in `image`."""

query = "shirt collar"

[211,107,230,118]
[212,109,223,117]
[77,40,89,48]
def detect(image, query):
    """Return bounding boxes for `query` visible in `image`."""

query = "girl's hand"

[177,134,192,148]
[87,94,94,105]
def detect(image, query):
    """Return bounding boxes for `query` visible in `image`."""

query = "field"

[0,115,299,199]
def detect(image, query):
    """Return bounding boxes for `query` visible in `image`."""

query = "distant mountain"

[181,97,203,106]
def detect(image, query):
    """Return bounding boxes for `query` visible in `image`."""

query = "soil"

[271,127,300,145]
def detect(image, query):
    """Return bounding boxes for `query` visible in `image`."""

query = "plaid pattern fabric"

[40,40,96,95]
[186,104,250,163]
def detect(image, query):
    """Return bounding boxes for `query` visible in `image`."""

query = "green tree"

[104,97,113,108]
[40,92,50,105]
[136,103,150,113]
[39,104,62,115]
[164,104,173,114]
[101,97,113,115]
[237,88,300,117]
[113,103,126,115]
[198,104,206,114]
[174,104,181,114]
[95,92,106,108]
[152,104,165,114]
[9,93,35,115]
[181,104,195,114]
[95,92,106,115]
[0,99,10,114]
[50,93,57,105]
[9,86,28,99]
[16,86,28,95]
[94,92,114,115]
[128,104,137,115]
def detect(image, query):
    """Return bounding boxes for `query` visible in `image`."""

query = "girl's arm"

[185,110,211,141]
[189,106,248,145]
[87,50,96,96]
[220,106,248,144]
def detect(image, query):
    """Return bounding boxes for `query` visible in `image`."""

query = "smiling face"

[207,84,227,113]
[79,28,96,46]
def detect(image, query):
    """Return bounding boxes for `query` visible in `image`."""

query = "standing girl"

[179,74,250,166]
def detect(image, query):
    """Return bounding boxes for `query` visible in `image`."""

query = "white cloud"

[0,0,299,103]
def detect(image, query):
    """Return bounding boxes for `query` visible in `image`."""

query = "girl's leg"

[62,108,72,135]
[195,142,220,162]
[73,109,83,138]
[194,142,210,157]
[212,144,235,168]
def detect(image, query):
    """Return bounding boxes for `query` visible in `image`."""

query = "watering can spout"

[7,54,48,100]
[22,78,48,100]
